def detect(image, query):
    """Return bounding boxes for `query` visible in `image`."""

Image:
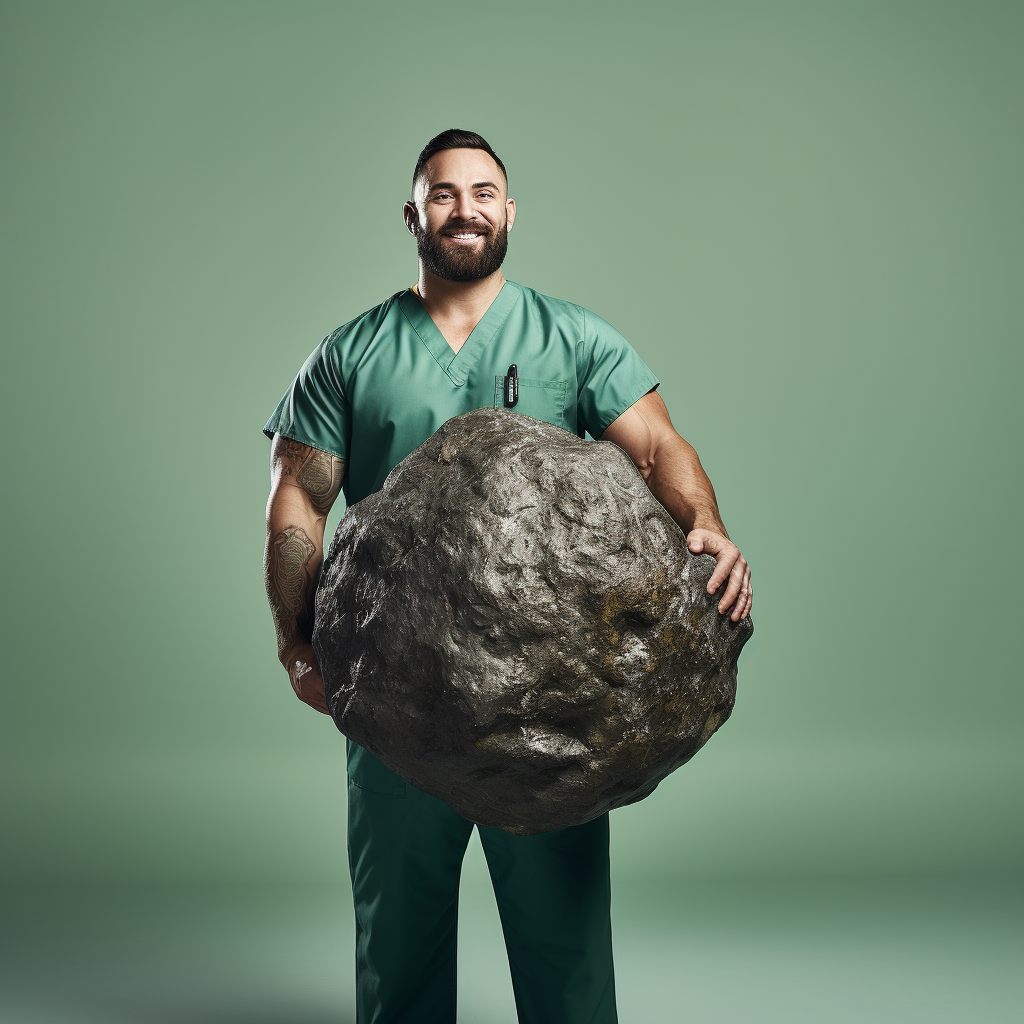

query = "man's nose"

[452,193,477,222]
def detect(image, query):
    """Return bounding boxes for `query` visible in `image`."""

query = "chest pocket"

[493,376,568,429]
[346,738,406,797]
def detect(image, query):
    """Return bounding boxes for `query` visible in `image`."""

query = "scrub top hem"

[262,424,349,463]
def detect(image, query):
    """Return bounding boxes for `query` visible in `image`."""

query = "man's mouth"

[444,230,486,243]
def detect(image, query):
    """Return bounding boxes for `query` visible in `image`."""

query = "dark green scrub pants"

[347,739,618,1024]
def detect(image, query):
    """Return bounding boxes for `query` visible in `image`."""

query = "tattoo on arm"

[296,451,341,515]
[272,438,345,516]
[267,525,317,656]
[266,435,346,659]
[277,439,311,474]
[271,525,315,615]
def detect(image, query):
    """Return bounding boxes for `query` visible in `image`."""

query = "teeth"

[451,233,480,239]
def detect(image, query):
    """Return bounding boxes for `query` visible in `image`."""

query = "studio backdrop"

[1,0,1020,884]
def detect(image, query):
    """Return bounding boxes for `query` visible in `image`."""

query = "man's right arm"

[264,434,346,714]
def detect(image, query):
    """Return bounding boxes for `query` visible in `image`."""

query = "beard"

[415,220,509,282]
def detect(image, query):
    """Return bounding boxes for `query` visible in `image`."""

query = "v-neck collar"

[398,279,521,387]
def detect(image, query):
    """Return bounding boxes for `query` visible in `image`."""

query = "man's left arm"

[601,389,752,622]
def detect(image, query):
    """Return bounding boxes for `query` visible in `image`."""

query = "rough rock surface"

[314,407,752,835]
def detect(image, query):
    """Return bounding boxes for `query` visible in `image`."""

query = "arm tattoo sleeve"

[295,451,341,516]
[266,524,317,656]
[266,436,346,660]
[273,439,344,516]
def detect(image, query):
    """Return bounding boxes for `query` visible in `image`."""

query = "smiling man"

[263,128,751,1024]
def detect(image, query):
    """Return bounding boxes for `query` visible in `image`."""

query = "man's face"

[404,148,516,282]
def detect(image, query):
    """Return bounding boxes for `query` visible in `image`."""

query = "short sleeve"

[262,333,351,460]
[576,308,660,439]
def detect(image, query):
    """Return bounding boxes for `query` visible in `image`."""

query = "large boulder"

[314,407,752,835]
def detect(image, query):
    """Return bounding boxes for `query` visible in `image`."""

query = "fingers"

[687,530,752,619]
[289,660,331,715]
[731,564,752,621]
[296,676,330,715]
[691,532,734,594]
[717,554,748,614]
[707,544,738,596]
[707,555,733,595]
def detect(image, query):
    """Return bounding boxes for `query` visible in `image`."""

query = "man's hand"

[282,641,330,715]
[686,528,752,621]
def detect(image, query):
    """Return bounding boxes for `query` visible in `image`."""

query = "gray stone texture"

[314,407,752,835]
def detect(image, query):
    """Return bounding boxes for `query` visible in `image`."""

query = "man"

[263,128,751,1024]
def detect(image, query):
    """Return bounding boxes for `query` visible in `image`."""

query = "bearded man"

[262,128,752,1024]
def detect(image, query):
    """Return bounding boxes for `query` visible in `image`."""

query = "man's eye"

[477,192,494,199]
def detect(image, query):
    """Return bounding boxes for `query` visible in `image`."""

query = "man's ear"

[506,197,516,232]
[403,200,419,237]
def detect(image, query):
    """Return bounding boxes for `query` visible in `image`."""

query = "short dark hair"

[411,129,508,198]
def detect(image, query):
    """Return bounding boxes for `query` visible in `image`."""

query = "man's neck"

[414,268,506,325]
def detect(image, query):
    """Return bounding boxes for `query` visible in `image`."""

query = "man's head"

[404,129,516,283]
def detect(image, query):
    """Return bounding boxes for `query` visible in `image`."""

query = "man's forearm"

[264,490,325,665]
[263,436,345,670]
[644,435,729,539]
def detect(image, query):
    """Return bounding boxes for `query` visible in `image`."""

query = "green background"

[2,1,1020,1021]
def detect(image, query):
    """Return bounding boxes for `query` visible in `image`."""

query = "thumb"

[687,531,705,552]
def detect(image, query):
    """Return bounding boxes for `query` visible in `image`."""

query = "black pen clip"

[504,363,519,407]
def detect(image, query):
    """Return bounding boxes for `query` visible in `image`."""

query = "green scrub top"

[263,279,660,508]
